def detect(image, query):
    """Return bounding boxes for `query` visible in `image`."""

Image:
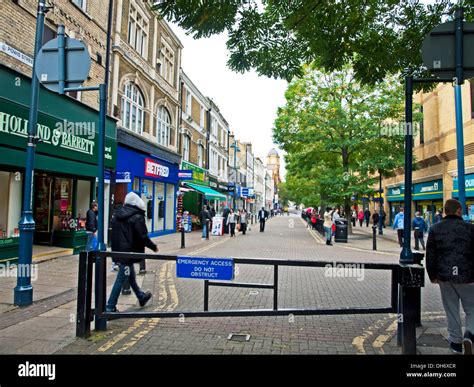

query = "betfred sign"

[145,158,169,178]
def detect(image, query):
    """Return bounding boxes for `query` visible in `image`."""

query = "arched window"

[121,82,144,134]
[156,106,171,147]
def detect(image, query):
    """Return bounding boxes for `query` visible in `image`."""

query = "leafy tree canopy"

[155,0,472,84]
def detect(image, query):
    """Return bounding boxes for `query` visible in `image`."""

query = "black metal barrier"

[77,251,405,338]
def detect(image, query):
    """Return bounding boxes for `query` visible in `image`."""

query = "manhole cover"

[228,334,251,342]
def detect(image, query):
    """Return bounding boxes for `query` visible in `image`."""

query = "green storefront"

[0,65,116,262]
[180,161,208,220]
[387,185,405,226]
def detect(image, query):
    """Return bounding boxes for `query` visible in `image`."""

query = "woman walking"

[239,209,248,235]
[323,207,334,246]
[227,209,237,237]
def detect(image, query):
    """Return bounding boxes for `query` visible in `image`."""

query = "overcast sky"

[170,23,288,179]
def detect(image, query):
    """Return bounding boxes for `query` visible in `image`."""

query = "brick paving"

[52,214,456,355]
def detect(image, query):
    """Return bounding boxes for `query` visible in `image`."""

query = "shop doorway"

[33,175,73,245]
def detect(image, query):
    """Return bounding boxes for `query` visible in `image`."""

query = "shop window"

[121,82,145,134]
[156,105,171,147]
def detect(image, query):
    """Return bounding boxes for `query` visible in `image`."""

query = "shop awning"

[184,182,226,201]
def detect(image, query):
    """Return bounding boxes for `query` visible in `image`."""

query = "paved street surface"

[0,215,458,354]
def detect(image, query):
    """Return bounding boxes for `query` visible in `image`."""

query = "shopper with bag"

[227,209,237,237]
[85,202,98,251]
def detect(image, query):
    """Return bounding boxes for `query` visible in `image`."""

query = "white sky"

[170,23,288,179]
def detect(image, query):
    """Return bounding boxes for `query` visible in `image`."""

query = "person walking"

[239,209,248,235]
[106,192,157,313]
[364,208,371,227]
[222,206,230,234]
[351,209,356,227]
[358,210,364,227]
[258,207,268,232]
[434,210,443,224]
[381,209,387,228]
[392,208,405,247]
[85,202,98,252]
[426,199,474,354]
[199,205,211,240]
[372,211,380,227]
[227,209,237,237]
[412,211,427,250]
[323,207,333,246]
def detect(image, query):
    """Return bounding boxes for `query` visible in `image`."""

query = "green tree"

[273,64,408,228]
[155,0,470,84]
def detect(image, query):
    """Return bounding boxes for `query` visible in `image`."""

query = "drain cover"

[227,334,250,342]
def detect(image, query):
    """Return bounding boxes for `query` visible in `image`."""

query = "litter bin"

[334,219,348,243]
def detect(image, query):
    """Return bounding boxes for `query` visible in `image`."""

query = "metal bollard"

[181,226,185,248]
[206,220,210,240]
[372,225,377,251]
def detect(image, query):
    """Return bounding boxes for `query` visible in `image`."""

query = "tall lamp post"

[14,1,51,306]
[230,139,240,210]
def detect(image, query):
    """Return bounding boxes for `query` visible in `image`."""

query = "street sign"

[35,34,91,93]
[178,170,193,180]
[176,256,234,280]
[421,21,474,80]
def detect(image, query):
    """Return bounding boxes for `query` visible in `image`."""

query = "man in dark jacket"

[426,199,474,354]
[222,207,230,234]
[258,207,268,232]
[85,203,98,251]
[364,209,371,227]
[199,205,211,239]
[106,192,157,312]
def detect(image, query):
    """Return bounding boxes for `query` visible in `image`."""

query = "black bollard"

[181,226,185,248]
[372,225,377,251]
[206,220,210,240]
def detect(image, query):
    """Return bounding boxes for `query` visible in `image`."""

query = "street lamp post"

[14,1,51,307]
[230,139,240,210]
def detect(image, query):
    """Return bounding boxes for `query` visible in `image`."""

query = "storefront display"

[413,180,443,223]
[0,64,117,261]
[453,174,474,222]
[116,146,179,237]
[387,185,404,226]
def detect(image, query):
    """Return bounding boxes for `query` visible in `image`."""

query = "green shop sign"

[181,161,208,185]
[413,180,443,200]
[0,65,116,169]
[387,185,405,201]
[0,237,18,247]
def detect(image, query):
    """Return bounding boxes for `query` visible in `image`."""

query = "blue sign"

[178,170,194,180]
[453,173,474,198]
[176,256,234,280]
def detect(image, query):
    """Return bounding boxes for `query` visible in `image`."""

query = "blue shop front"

[116,145,178,237]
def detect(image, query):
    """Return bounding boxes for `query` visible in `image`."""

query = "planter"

[53,230,88,254]
[0,237,20,264]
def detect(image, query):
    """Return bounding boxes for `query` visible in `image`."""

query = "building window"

[185,89,192,116]
[72,0,87,12]
[200,106,205,128]
[419,106,424,144]
[42,25,56,45]
[128,4,148,58]
[156,106,171,147]
[197,144,203,167]
[183,135,190,162]
[159,40,175,85]
[121,82,145,134]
